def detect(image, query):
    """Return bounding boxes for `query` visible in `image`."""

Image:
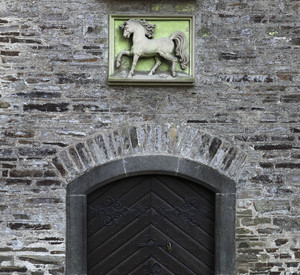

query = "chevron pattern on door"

[87,175,215,275]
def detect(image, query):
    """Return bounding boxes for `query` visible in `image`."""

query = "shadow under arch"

[66,155,236,274]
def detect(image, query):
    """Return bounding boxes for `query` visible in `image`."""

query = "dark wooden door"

[87,175,215,275]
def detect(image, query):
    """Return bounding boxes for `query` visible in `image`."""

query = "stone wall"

[0,0,299,274]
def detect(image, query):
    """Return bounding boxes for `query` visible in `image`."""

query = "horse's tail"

[170,31,188,70]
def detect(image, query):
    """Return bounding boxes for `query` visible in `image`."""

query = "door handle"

[166,242,172,252]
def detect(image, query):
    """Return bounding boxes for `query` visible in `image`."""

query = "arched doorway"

[66,156,236,274]
[87,174,215,274]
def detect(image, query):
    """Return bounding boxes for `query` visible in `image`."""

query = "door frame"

[66,155,236,275]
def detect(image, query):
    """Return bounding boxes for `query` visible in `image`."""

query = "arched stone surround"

[51,123,247,184]
[50,123,248,275]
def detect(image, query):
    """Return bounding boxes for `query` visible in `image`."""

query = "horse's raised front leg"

[116,50,131,68]
[158,52,178,77]
[149,57,162,76]
[128,54,140,78]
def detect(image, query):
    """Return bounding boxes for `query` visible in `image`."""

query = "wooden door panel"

[151,248,196,275]
[151,193,215,252]
[151,215,214,269]
[151,176,215,233]
[87,176,151,253]
[106,244,151,275]
[89,227,150,275]
[127,258,152,275]
[151,226,213,274]
[88,176,150,236]
[88,212,151,269]
[88,193,151,253]
[87,175,215,274]
[156,176,215,219]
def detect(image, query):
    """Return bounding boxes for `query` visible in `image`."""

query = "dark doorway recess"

[66,156,236,274]
[87,175,215,275]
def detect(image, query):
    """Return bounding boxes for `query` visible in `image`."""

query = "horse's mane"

[119,19,156,38]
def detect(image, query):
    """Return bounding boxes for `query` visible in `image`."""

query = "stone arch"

[50,123,247,275]
[51,123,247,184]
[66,156,237,274]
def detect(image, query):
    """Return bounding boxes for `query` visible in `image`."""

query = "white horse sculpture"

[116,19,189,78]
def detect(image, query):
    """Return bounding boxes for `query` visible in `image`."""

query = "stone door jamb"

[66,156,236,275]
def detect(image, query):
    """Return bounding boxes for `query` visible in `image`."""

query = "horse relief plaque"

[108,15,195,86]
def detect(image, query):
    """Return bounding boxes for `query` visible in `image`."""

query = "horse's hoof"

[116,61,120,68]
[148,72,153,76]
[127,73,133,78]
[172,72,177,78]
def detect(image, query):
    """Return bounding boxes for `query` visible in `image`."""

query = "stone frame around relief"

[108,15,195,86]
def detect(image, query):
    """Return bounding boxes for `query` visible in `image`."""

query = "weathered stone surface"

[18,256,60,265]
[254,200,290,213]
[241,217,272,226]
[23,103,69,112]
[1,0,299,273]
[0,266,28,272]
[273,218,300,231]
[8,223,51,230]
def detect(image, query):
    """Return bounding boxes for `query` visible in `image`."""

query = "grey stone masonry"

[53,124,247,184]
[0,0,299,274]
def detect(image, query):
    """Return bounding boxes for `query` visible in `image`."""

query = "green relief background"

[114,18,191,74]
